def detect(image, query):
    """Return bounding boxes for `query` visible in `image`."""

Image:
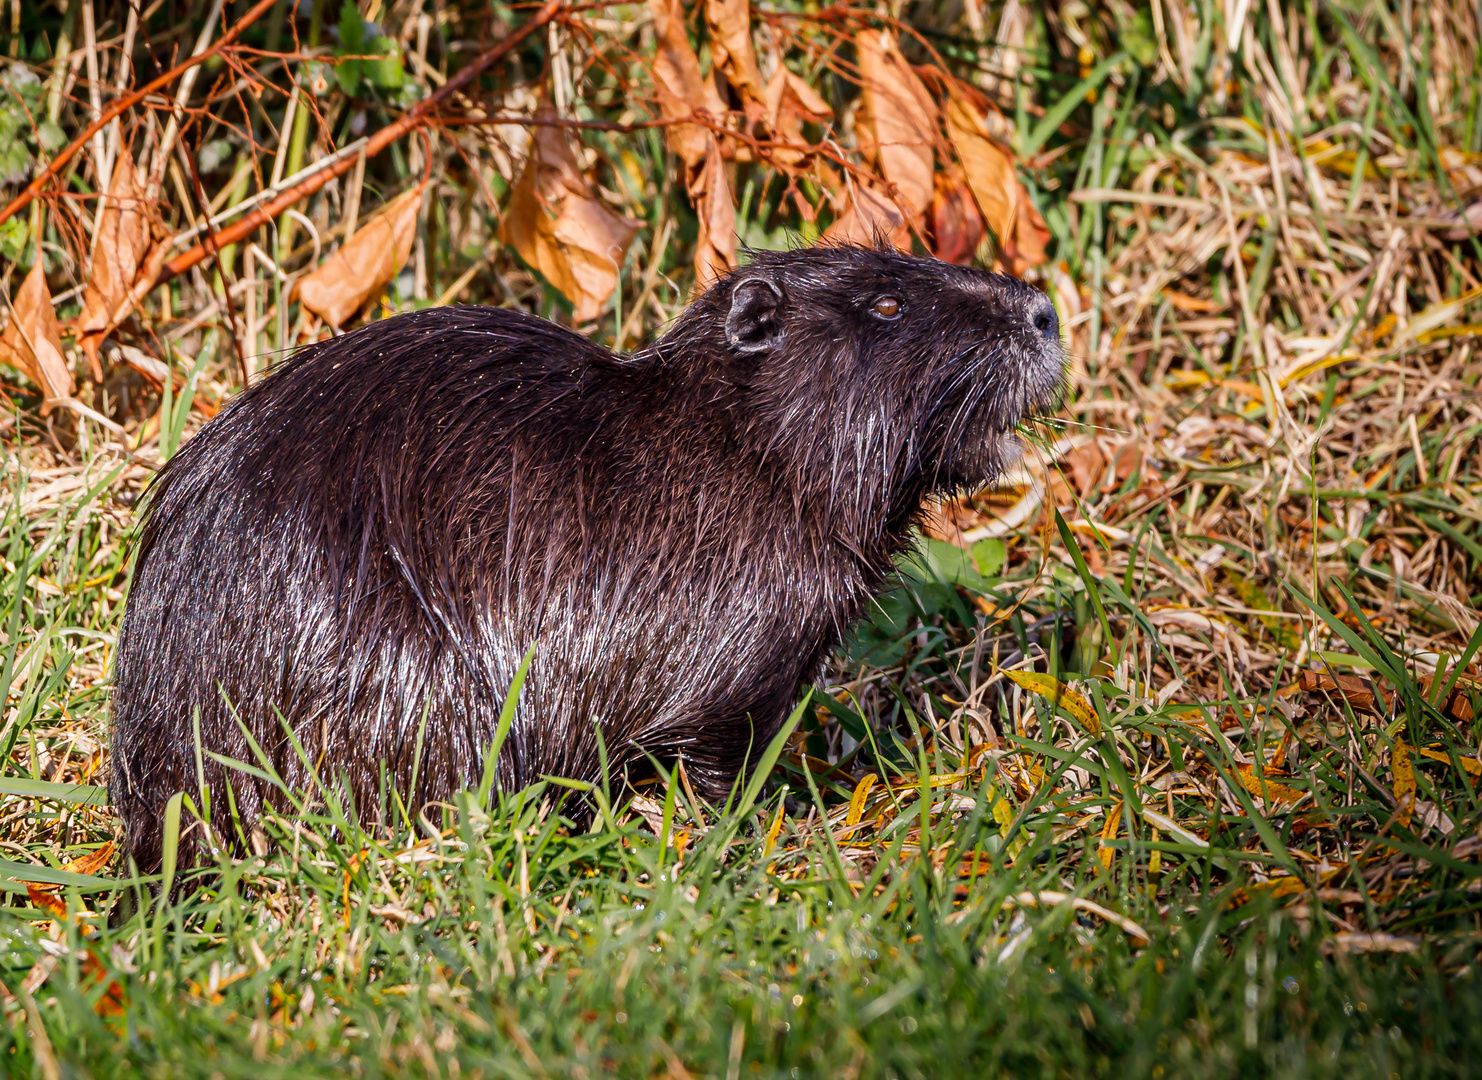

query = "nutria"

[110,243,1065,871]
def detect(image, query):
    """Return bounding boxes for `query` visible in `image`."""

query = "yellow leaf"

[1001,670,1101,734]
[1392,737,1416,826]
[990,789,1026,863]
[1235,766,1307,806]
[1098,800,1122,870]
[1416,746,1482,775]
[845,773,877,827]
[761,801,786,860]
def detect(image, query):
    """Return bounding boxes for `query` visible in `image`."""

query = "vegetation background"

[0,0,1481,1075]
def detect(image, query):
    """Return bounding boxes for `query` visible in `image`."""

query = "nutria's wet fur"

[110,244,1065,871]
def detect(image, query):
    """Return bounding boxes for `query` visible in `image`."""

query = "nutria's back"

[110,244,1065,870]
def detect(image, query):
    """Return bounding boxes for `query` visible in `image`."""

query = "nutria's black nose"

[1031,296,1059,342]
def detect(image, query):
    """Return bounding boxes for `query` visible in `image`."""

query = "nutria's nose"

[1030,295,1059,343]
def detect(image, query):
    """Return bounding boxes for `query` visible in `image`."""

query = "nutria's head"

[657,244,1066,518]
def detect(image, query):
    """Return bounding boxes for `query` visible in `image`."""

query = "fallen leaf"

[1001,669,1101,734]
[1416,746,1482,775]
[299,184,424,328]
[691,137,737,287]
[1098,800,1122,869]
[1297,669,1390,712]
[0,261,73,410]
[1164,289,1222,313]
[704,0,766,123]
[63,841,114,878]
[945,91,1019,247]
[1235,765,1307,806]
[649,0,727,171]
[930,169,984,264]
[1392,737,1416,826]
[763,67,832,168]
[844,773,877,827]
[1059,441,1108,498]
[500,103,642,323]
[25,884,67,921]
[78,149,162,379]
[855,29,937,217]
[1321,932,1420,955]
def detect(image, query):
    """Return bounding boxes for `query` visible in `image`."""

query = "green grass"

[4,727,1481,1080]
[0,474,1480,1078]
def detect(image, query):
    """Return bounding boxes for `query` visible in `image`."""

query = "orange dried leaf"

[930,170,984,265]
[500,105,642,323]
[649,0,727,170]
[63,841,114,878]
[1,261,74,410]
[763,67,831,168]
[691,138,737,287]
[299,185,424,328]
[945,92,1019,248]
[824,182,909,248]
[78,149,161,376]
[1002,195,1051,274]
[705,0,766,119]
[855,29,936,217]
[25,884,68,920]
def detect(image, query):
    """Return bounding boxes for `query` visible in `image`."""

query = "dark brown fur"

[110,244,1064,871]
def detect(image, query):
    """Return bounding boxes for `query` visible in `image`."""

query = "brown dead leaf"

[930,169,984,265]
[0,261,74,410]
[691,137,737,287]
[299,185,424,328]
[500,104,642,323]
[705,0,766,123]
[649,0,728,170]
[945,92,1018,247]
[78,149,164,380]
[824,181,909,248]
[1060,441,1107,498]
[855,29,937,217]
[1297,669,1390,712]
[763,67,832,168]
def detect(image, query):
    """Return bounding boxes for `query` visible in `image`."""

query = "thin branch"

[0,0,280,229]
[157,0,567,286]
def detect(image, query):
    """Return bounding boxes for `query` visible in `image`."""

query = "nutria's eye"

[872,296,901,319]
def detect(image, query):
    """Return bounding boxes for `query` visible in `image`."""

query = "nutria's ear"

[725,276,785,354]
